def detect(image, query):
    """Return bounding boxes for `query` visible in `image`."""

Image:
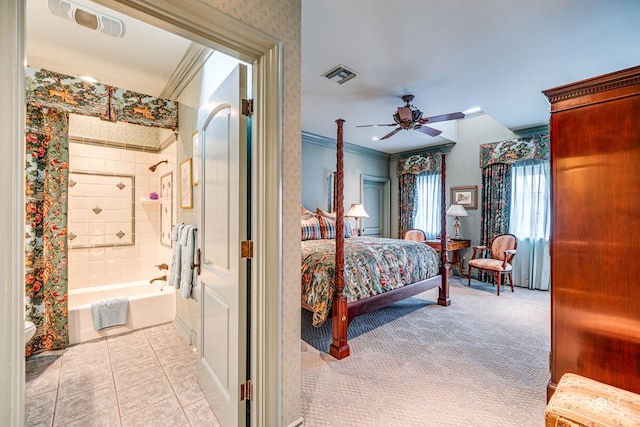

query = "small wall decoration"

[160,172,173,247]
[180,158,193,209]
[192,131,199,186]
[451,186,478,210]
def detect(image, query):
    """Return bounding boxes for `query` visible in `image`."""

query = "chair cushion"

[468,258,512,272]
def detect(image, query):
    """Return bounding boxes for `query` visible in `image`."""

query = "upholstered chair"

[467,233,517,295]
[403,229,427,242]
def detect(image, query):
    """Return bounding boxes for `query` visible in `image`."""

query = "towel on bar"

[90,296,129,331]
[168,223,185,286]
[180,224,198,300]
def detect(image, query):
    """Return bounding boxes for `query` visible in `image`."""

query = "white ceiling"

[27,0,640,154]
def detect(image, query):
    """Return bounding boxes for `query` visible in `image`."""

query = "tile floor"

[25,322,221,426]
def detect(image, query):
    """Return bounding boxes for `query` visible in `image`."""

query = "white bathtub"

[68,280,176,345]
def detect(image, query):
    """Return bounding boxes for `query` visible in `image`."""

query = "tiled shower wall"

[67,115,176,290]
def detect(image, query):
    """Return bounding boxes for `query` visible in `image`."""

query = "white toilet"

[25,320,36,343]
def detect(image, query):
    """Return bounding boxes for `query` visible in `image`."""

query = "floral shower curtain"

[25,104,69,356]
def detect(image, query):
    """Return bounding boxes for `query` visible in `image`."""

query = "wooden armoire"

[543,65,640,399]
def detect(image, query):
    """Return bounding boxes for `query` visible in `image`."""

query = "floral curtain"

[25,104,70,356]
[397,152,443,238]
[398,173,418,238]
[477,163,512,282]
[479,133,550,169]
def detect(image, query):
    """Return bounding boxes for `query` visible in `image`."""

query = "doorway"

[3,0,284,425]
[360,175,390,237]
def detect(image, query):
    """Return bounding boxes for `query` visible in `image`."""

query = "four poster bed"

[301,119,450,359]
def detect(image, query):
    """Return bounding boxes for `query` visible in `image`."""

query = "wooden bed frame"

[329,119,450,359]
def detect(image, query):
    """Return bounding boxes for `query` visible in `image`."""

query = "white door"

[197,64,249,427]
[362,177,389,237]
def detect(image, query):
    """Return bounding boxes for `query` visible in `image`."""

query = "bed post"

[330,118,350,359]
[438,153,451,306]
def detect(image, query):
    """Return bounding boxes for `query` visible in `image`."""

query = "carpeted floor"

[301,276,550,427]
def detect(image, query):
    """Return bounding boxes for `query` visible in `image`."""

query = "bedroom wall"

[301,132,390,214]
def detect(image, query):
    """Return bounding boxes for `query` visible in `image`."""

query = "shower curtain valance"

[479,133,550,169]
[396,152,443,176]
[26,66,179,130]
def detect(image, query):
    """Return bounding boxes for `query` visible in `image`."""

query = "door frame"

[3,1,283,425]
[360,174,391,237]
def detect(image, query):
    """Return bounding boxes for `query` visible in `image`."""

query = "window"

[509,160,550,240]
[414,172,441,239]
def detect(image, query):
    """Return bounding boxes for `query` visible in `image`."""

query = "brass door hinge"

[242,99,253,117]
[240,380,253,401]
[241,241,253,258]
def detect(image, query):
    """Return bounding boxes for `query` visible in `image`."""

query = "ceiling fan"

[357,94,465,140]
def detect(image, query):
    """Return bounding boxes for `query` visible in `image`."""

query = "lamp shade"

[446,204,468,217]
[345,203,369,218]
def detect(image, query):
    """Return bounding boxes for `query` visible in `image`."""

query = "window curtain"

[397,152,443,238]
[509,160,551,290]
[25,104,70,356]
[414,172,441,239]
[398,173,417,238]
[477,163,512,281]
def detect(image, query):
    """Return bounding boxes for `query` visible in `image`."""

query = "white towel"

[180,225,197,299]
[168,223,185,286]
[90,296,129,331]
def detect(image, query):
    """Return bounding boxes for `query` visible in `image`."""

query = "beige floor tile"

[121,396,188,427]
[113,357,164,391]
[26,366,61,398]
[24,412,53,427]
[183,398,222,427]
[164,360,205,406]
[117,375,174,416]
[153,342,197,367]
[25,389,57,424]
[108,344,157,371]
[56,406,121,427]
[106,330,149,352]
[57,364,114,399]
[53,382,117,426]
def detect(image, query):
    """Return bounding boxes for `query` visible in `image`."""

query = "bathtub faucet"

[155,263,168,270]
[150,275,167,284]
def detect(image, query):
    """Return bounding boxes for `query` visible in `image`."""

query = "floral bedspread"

[301,237,439,327]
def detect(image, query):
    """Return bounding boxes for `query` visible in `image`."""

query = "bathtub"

[68,280,176,345]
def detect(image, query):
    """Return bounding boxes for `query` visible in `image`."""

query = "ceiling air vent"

[322,65,357,84]
[47,0,125,38]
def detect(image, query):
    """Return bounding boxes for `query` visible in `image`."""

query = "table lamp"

[446,204,468,239]
[345,203,369,236]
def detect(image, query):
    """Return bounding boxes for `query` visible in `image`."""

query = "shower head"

[149,160,168,172]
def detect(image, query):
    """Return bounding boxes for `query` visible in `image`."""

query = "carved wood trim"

[543,65,640,111]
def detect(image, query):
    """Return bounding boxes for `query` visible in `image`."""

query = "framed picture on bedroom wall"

[451,186,478,210]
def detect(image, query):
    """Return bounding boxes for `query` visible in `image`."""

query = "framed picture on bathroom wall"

[180,158,193,209]
[192,130,199,186]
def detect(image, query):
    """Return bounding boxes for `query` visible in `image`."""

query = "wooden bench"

[545,373,640,426]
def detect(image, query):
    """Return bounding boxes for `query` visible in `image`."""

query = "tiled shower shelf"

[140,198,162,204]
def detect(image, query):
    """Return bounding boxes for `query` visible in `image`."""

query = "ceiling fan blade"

[380,127,402,140]
[420,112,465,124]
[415,125,442,137]
[356,123,397,128]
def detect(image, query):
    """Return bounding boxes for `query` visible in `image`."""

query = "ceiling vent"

[47,0,125,38]
[322,65,357,84]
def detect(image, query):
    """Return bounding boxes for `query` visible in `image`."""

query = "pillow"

[301,205,315,219]
[301,216,322,240]
[317,215,353,239]
[315,207,336,219]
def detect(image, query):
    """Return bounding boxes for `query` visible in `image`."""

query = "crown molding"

[302,131,390,161]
